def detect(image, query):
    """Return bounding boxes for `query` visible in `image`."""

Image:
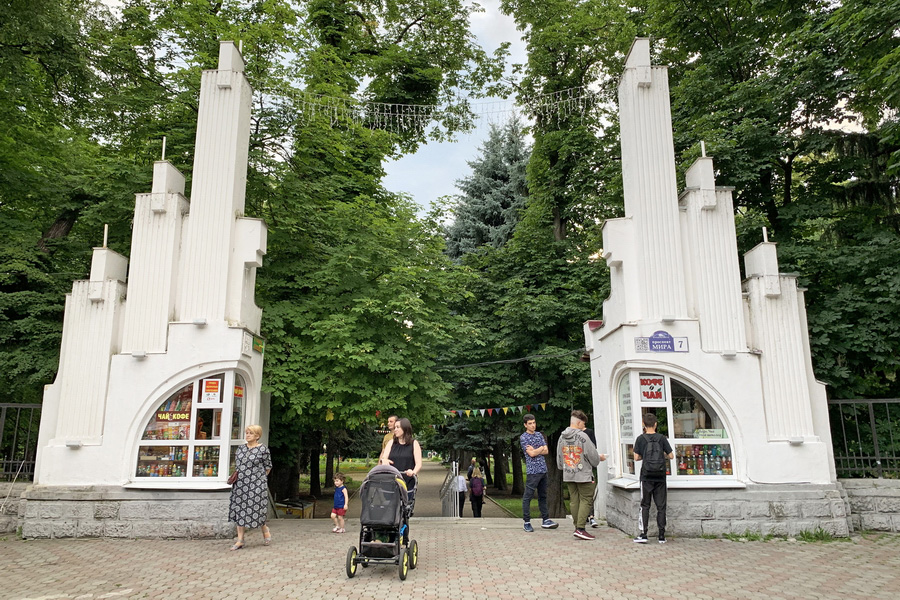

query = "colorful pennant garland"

[445,403,548,418]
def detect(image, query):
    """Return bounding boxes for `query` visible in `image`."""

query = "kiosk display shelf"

[675,443,733,476]
[193,445,221,477]
[136,445,188,477]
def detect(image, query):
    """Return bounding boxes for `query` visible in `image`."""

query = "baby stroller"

[346,465,418,579]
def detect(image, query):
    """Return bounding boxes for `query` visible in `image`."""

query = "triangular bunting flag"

[518,405,524,413]
[465,410,471,417]
[488,408,494,416]
[540,403,547,410]
[480,409,486,417]
[526,404,532,412]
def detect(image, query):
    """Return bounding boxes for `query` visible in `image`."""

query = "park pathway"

[344,460,511,519]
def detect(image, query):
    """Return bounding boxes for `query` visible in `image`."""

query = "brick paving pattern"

[1,463,898,599]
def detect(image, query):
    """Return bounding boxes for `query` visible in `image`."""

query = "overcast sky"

[382,0,527,216]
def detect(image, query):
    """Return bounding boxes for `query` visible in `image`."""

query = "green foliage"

[444,118,531,259]
[796,526,847,542]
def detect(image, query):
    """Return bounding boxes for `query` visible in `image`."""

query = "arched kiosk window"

[135,372,246,480]
[617,371,733,479]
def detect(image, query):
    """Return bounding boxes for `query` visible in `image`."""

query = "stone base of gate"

[840,478,900,532]
[606,482,850,538]
[19,486,235,539]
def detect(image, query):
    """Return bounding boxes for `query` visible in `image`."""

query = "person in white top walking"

[455,472,467,516]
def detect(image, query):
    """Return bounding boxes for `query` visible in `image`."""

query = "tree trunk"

[37,209,77,252]
[545,430,566,518]
[309,430,322,497]
[479,452,493,487]
[324,439,335,488]
[492,443,508,491]
[510,437,524,496]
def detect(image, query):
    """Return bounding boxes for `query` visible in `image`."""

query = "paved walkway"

[2,519,899,599]
[3,463,898,599]
[344,461,510,519]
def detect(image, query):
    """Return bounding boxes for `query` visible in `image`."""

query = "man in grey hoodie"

[557,409,606,540]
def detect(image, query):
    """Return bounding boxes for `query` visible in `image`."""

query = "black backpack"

[642,434,667,476]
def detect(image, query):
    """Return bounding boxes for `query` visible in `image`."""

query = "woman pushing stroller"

[379,417,422,497]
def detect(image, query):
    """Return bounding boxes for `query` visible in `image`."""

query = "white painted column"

[52,249,128,443]
[177,42,253,324]
[122,162,189,353]
[679,157,747,352]
[744,243,816,440]
[618,38,688,321]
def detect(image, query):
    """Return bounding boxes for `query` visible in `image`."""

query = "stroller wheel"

[398,547,410,580]
[346,546,358,578]
[409,539,418,569]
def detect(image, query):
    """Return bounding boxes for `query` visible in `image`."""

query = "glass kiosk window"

[136,372,245,480]
[229,375,246,473]
[622,372,733,479]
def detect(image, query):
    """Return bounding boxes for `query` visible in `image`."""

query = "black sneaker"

[658,535,667,544]
[633,533,648,543]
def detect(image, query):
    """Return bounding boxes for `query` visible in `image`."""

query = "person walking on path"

[455,472,467,516]
[558,410,605,541]
[633,412,674,544]
[380,418,422,493]
[331,472,349,533]
[381,415,398,453]
[228,425,273,550]
[520,413,559,532]
[469,465,485,517]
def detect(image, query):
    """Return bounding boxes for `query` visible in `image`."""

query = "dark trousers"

[638,479,668,536]
[457,491,466,516]
[522,472,549,522]
[471,495,483,517]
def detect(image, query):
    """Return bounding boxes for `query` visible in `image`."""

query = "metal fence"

[828,398,900,478]
[439,461,460,518]
[0,403,41,481]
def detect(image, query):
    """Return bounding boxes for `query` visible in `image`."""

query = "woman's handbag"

[227,470,238,485]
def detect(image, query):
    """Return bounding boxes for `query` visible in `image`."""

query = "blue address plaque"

[634,330,689,353]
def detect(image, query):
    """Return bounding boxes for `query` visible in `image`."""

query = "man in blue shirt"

[520,413,559,532]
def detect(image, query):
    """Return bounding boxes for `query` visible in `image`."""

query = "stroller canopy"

[359,465,409,527]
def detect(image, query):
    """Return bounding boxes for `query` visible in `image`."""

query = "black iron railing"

[0,403,41,481]
[828,398,900,478]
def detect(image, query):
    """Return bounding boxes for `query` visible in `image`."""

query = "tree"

[478,0,629,516]
[445,117,531,259]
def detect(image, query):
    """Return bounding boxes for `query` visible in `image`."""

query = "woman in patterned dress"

[228,424,272,550]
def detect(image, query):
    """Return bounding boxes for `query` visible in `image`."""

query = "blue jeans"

[522,472,549,522]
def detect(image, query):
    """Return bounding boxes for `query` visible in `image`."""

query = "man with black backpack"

[633,412,674,544]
